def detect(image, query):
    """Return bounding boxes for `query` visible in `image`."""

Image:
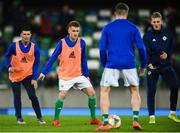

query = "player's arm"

[81,39,89,77]
[134,28,147,76]
[38,41,62,80]
[135,28,147,70]
[32,44,40,80]
[31,44,40,89]
[4,43,16,72]
[160,31,173,60]
[143,33,155,69]
[166,33,173,58]
[99,27,108,67]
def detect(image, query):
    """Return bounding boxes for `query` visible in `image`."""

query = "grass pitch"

[0,115,180,132]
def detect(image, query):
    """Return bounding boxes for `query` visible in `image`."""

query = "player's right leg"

[121,68,143,130]
[11,81,25,124]
[52,79,72,126]
[52,91,67,126]
[147,68,159,124]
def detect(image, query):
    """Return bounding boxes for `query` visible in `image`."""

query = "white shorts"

[100,68,139,87]
[59,76,92,91]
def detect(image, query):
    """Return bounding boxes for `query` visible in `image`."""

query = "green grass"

[0,115,180,132]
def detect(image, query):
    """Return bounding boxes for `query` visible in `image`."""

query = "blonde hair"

[150,12,162,20]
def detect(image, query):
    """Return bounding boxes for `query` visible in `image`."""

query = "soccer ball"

[108,114,121,128]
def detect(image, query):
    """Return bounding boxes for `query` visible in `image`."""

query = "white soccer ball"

[108,114,121,128]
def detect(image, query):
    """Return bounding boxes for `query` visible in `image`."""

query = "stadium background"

[0,0,179,115]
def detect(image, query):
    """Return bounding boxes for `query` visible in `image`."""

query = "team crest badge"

[147,71,151,75]
[162,36,167,41]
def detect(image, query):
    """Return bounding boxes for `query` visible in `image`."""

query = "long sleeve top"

[4,40,40,80]
[100,19,147,69]
[143,27,173,68]
[41,36,89,77]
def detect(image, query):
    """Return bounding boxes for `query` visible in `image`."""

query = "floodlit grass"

[0,115,180,132]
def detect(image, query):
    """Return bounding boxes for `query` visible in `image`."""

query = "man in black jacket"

[143,12,180,124]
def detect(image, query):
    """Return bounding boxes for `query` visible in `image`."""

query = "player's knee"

[59,91,67,99]
[88,90,96,96]
[170,86,178,92]
[13,93,21,99]
[131,85,140,92]
[29,95,38,101]
[100,87,110,94]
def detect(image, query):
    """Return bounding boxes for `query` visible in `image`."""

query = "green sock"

[133,111,139,122]
[54,98,63,120]
[102,114,109,125]
[88,96,96,119]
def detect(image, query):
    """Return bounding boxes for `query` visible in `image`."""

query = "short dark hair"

[150,12,162,20]
[115,2,129,15]
[67,21,80,29]
[20,26,31,33]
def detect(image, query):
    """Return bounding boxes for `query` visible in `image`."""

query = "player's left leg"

[82,87,102,125]
[130,86,143,130]
[97,68,120,130]
[100,86,111,125]
[96,86,112,131]
[22,75,46,124]
[161,67,180,123]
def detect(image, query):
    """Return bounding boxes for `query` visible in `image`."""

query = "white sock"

[170,111,176,114]
[150,115,155,118]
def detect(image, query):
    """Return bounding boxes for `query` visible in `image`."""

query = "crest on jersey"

[147,71,151,75]
[162,36,167,41]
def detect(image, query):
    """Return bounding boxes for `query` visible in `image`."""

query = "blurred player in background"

[38,20,101,126]
[96,2,147,131]
[4,26,46,124]
[143,12,180,124]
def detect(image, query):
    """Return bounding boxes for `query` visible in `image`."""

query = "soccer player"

[38,21,101,126]
[143,12,180,124]
[4,26,46,124]
[96,2,147,131]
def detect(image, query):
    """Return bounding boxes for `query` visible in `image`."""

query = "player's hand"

[31,80,38,89]
[8,67,23,73]
[160,51,167,60]
[38,73,45,81]
[148,64,155,69]
[139,68,145,76]
[8,67,15,73]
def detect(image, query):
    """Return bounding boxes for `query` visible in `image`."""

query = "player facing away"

[143,12,180,124]
[96,2,147,131]
[4,26,46,124]
[38,21,101,126]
